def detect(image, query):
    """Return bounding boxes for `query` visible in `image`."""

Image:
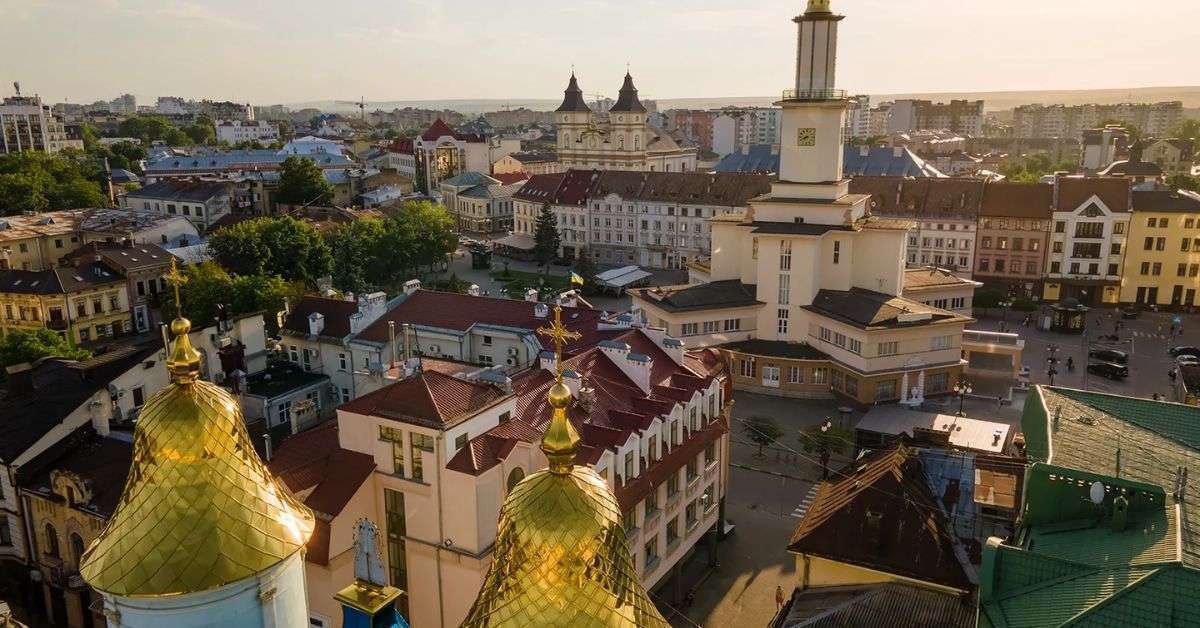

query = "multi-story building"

[631,1,975,405]
[490,152,561,176]
[1119,190,1200,307]
[711,108,783,156]
[481,107,554,129]
[412,119,499,195]
[843,94,872,140]
[154,96,191,115]
[120,180,232,232]
[61,241,177,334]
[669,110,716,150]
[0,93,82,154]
[1134,138,1195,175]
[1080,125,1130,172]
[555,73,698,173]
[438,172,522,234]
[974,182,1054,297]
[850,177,984,275]
[0,259,130,344]
[1043,177,1131,304]
[888,99,985,137]
[214,119,280,144]
[0,209,199,273]
[272,314,729,627]
[1012,101,1183,139]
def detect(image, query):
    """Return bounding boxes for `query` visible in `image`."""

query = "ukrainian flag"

[570,271,585,287]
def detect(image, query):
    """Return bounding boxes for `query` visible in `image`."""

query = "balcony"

[781,88,847,102]
[46,318,68,331]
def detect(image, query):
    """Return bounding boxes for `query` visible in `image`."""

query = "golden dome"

[807,0,832,13]
[461,464,668,627]
[80,316,314,597]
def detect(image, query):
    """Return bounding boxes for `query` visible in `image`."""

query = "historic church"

[555,72,698,172]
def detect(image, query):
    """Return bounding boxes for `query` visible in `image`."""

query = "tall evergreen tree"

[533,203,561,268]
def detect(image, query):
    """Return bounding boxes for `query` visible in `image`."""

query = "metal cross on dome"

[163,257,188,315]
[536,305,581,379]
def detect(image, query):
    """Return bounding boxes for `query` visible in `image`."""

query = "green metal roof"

[979,387,1200,627]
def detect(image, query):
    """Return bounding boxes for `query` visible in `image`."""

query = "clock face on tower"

[797,128,817,147]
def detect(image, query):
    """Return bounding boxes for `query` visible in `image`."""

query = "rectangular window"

[644,538,658,567]
[877,341,898,356]
[931,335,953,350]
[338,353,347,371]
[848,338,862,354]
[787,366,802,384]
[778,274,790,305]
[780,240,791,271]
[624,451,635,480]
[648,435,658,462]
[1050,261,1061,274]
[812,368,828,384]
[646,486,659,514]
[1075,222,1104,238]
[410,433,434,481]
[832,240,841,264]
[1072,242,1102,258]
[1109,263,1120,276]
[777,309,789,335]
[1055,221,1066,233]
[926,372,950,394]
[1113,222,1126,234]
[875,379,897,401]
[384,488,408,616]
[1157,237,1166,251]
[740,357,756,378]
[380,426,405,475]
[681,322,698,336]
[1145,237,1155,251]
[723,318,741,331]
[1153,263,1162,276]
[979,259,990,272]
[455,433,469,452]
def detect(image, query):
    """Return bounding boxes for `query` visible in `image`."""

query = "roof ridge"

[1057,566,1170,626]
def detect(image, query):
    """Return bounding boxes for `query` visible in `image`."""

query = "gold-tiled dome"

[462,305,668,627]
[80,315,314,597]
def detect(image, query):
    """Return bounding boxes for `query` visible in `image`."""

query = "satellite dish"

[1089,480,1106,504]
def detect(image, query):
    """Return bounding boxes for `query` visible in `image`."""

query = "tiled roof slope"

[787,446,974,591]
[340,369,510,430]
[783,582,975,628]
[280,296,361,339]
[446,328,727,497]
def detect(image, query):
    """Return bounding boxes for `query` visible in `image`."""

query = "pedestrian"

[776,585,785,611]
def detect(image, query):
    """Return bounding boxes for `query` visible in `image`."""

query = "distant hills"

[288,86,1200,116]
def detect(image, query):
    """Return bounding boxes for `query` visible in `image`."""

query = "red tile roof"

[492,172,529,186]
[514,173,567,204]
[445,328,727,480]
[357,289,606,355]
[267,421,376,565]
[1056,177,1130,212]
[339,369,510,430]
[281,296,361,339]
[421,118,457,141]
[980,182,1053,218]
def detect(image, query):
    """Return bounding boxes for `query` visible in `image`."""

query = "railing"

[963,329,1024,347]
[781,88,847,101]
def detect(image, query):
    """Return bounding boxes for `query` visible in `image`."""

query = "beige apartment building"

[974,182,1054,297]
[0,260,130,344]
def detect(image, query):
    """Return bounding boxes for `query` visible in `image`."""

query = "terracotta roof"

[268,421,375,517]
[281,296,361,339]
[492,172,529,186]
[421,118,458,141]
[340,369,509,430]
[590,171,771,207]
[849,177,983,217]
[357,289,605,355]
[980,182,1054,218]
[446,329,725,480]
[1055,177,1130,212]
[514,172,567,204]
[616,419,726,511]
[788,446,973,592]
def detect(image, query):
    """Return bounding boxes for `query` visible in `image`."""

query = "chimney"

[262,432,273,461]
[307,312,325,336]
[468,284,481,297]
[388,321,397,369]
[402,323,415,361]
[557,290,577,308]
[92,393,111,438]
[860,146,870,157]
[539,350,557,374]
[660,336,685,365]
[563,370,582,397]
[526,288,540,303]
[533,302,549,318]
[578,384,596,412]
[403,279,422,295]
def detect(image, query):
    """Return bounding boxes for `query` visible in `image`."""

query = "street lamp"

[954,379,973,416]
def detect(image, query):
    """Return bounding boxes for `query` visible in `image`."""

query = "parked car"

[1176,354,1200,366]
[1088,362,1129,380]
[1170,346,1200,358]
[1121,307,1140,319]
[1088,348,1128,364]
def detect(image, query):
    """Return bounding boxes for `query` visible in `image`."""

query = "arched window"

[71,533,85,564]
[506,467,525,491]
[43,523,59,557]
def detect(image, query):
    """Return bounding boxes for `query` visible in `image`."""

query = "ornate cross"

[536,305,581,380]
[163,257,187,317]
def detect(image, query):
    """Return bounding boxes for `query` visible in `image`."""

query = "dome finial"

[536,305,583,473]
[163,257,201,384]
[806,0,832,14]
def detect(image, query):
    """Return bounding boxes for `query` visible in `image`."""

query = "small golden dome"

[548,381,572,409]
[807,0,832,14]
[81,320,314,597]
[462,465,669,627]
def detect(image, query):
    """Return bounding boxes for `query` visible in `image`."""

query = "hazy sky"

[3,0,1197,105]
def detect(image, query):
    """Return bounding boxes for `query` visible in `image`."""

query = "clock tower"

[776,0,848,197]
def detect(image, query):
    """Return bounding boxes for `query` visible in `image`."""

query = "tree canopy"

[0,151,108,214]
[117,115,190,145]
[276,155,333,206]
[207,216,333,285]
[741,415,784,458]
[0,328,91,368]
[999,153,1078,183]
[158,262,298,330]
[325,201,457,292]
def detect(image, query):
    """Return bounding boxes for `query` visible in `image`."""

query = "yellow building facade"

[1119,191,1200,307]
[0,265,130,344]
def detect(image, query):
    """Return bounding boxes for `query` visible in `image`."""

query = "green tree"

[1167,174,1200,192]
[276,155,333,206]
[0,328,91,368]
[207,217,332,285]
[326,218,386,293]
[974,289,1003,313]
[533,202,561,268]
[117,115,180,144]
[183,114,216,145]
[0,151,107,214]
[798,419,852,479]
[158,262,295,328]
[1174,119,1200,142]
[741,415,784,458]
[572,247,598,294]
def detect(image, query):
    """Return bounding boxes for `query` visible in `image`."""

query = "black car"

[1088,348,1128,364]
[1121,307,1140,319]
[1171,346,1200,358]
[1088,362,1129,380]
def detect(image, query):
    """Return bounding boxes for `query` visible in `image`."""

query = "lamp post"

[954,379,973,417]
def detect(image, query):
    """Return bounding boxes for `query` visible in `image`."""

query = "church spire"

[609,72,646,113]
[555,72,592,113]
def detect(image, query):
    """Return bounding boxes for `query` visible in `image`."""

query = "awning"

[596,265,653,289]
[493,233,535,250]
